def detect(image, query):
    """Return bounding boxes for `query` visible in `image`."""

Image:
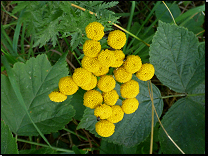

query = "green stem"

[186,93,204,97]
[72,51,82,67]
[161,94,186,99]
[63,128,88,141]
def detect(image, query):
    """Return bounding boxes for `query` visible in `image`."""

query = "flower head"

[136,63,155,81]
[83,40,101,57]
[81,56,100,73]
[107,105,124,123]
[120,79,139,98]
[93,65,109,77]
[107,30,126,49]
[122,98,139,114]
[81,74,97,91]
[95,120,115,137]
[98,49,116,67]
[123,55,142,74]
[102,89,119,106]
[48,91,67,102]
[97,75,116,92]
[111,50,125,68]
[72,68,92,87]
[83,90,103,109]
[94,104,112,119]
[85,22,104,40]
[113,66,132,83]
[58,76,79,95]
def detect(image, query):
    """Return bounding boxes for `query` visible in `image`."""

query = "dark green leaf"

[158,98,205,154]
[19,147,56,154]
[149,21,204,93]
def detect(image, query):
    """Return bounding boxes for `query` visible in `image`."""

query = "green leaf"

[1,120,18,154]
[77,75,163,147]
[149,21,205,93]
[1,53,76,136]
[19,147,56,154]
[155,3,181,23]
[158,98,205,154]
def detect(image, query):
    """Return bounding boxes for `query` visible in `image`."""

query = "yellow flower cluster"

[123,55,142,74]
[107,30,126,49]
[85,22,104,41]
[48,91,67,102]
[95,120,115,137]
[94,104,112,119]
[83,90,103,109]
[97,75,116,92]
[136,63,155,81]
[120,79,139,98]
[122,98,139,114]
[102,89,119,106]
[98,49,116,67]
[72,68,92,87]
[113,66,132,83]
[83,40,101,57]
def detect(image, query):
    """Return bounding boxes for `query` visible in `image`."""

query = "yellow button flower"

[111,50,125,68]
[58,76,79,95]
[113,66,132,83]
[102,89,119,106]
[85,22,104,40]
[98,49,116,67]
[48,91,67,102]
[136,63,155,81]
[81,74,97,91]
[97,75,116,92]
[94,104,112,119]
[107,30,126,49]
[83,40,101,57]
[83,90,103,109]
[93,64,109,77]
[120,79,139,98]
[72,68,92,87]
[107,105,124,123]
[95,120,115,137]
[122,98,139,114]
[81,56,100,73]
[123,55,142,74]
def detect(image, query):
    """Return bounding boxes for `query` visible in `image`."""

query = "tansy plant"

[48,22,155,138]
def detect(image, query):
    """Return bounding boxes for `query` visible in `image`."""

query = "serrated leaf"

[158,98,205,154]
[149,21,205,93]
[1,53,76,136]
[77,75,163,147]
[1,120,18,154]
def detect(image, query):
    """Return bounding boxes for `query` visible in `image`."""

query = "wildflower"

[98,49,116,67]
[83,90,103,109]
[85,22,105,40]
[123,55,142,74]
[95,120,115,137]
[113,66,132,83]
[122,98,139,114]
[136,63,155,81]
[72,68,92,87]
[107,105,124,123]
[58,76,79,95]
[120,79,139,98]
[83,40,101,57]
[102,89,119,106]
[81,74,97,91]
[94,104,112,119]
[93,65,109,77]
[107,30,126,49]
[81,56,100,73]
[48,91,67,102]
[110,50,125,68]
[97,75,116,92]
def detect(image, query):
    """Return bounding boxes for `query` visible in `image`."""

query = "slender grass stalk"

[162,1,177,25]
[21,22,26,56]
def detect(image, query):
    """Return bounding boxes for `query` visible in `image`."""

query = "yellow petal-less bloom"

[110,50,125,68]
[136,63,155,81]
[72,68,92,87]
[107,30,126,49]
[95,120,115,137]
[83,90,103,109]
[122,98,139,114]
[120,79,139,98]
[85,22,104,40]
[113,66,132,83]
[97,75,116,92]
[83,40,101,57]
[102,89,119,106]
[81,74,97,91]
[93,65,109,77]
[81,56,100,73]
[98,49,116,67]
[123,55,142,74]
[48,91,67,102]
[94,104,113,119]
[107,105,124,123]
[59,76,79,95]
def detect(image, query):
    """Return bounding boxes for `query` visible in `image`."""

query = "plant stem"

[161,94,186,99]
